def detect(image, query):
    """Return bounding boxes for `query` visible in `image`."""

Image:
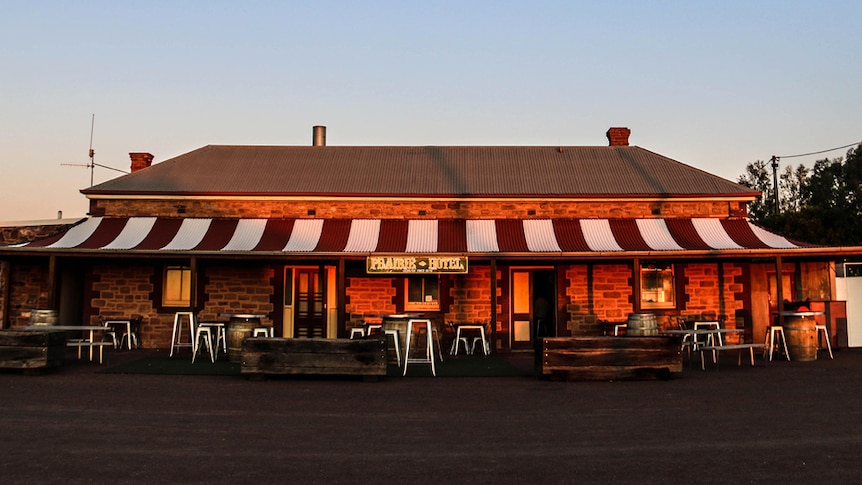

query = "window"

[162,266,191,307]
[405,275,439,311]
[640,263,675,309]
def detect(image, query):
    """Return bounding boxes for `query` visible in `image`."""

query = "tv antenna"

[61,114,128,186]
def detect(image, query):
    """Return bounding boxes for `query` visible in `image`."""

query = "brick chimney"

[129,152,154,173]
[606,127,631,147]
[312,125,326,147]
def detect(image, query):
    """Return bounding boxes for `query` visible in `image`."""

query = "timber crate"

[541,336,682,381]
[241,336,387,381]
[0,330,67,373]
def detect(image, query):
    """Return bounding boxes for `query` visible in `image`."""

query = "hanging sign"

[366,255,468,274]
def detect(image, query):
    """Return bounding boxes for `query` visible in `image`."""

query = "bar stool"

[403,319,436,376]
[120,317,142,350]
[764,325,790,361]
[816,324,834,359]
[349,327,366,339]
[213,323,227,355]
[192,325,214,363]
[170,312,196,357]
[198,322,226,359]
[365,323,383,336]
[384,329,402,366]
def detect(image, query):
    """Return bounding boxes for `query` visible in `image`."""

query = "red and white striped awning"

[12,217,809,256]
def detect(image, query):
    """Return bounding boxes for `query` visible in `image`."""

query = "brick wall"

[91,198,745,220]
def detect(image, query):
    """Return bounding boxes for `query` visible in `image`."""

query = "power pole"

[770,155,780,215]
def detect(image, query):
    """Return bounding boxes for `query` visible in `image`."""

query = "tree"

[737,143,862,246]
[737,160,774,221]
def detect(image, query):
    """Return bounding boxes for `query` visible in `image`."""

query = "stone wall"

[5,261,50,328]
[90,198,746,220]
[89,263,276,349]
[198,265,276,323]
[0,223,76,245]
[592,264,634,323]
[345,277,397,326]
[446,266,498,324]
[681,262,745,325]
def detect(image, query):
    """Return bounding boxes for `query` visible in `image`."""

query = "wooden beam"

[490,258,497,356]
[774,255,784,311]
[189,256,198,311]
[47,255,57,309]
[337,259,345,337]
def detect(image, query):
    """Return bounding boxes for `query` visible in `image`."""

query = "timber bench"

[241,336,388,381]
[541,336,682,381]
[0,330,67,374]
[698,343,767,370]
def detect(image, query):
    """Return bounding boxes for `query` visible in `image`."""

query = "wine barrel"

[784,314,818,362]
[227,321,257,363]
[626,313,658,336]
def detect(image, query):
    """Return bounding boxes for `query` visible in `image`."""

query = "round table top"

[220,313,267,319]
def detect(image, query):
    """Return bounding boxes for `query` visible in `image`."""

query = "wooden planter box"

[0,330,67,373]
[541,336,682,381]
[241,336,387,380]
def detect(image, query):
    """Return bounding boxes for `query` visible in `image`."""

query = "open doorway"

[510,268,556,350]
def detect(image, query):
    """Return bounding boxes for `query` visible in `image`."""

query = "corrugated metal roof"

[13,217,809,255]
[82,145,756,198]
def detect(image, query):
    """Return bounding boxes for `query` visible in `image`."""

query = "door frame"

[283,264,337,338]
[508,266,556,349]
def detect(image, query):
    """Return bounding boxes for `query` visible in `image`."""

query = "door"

[294,267,326,338]
[510,269,556,349]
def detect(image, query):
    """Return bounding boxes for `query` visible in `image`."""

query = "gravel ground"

[1,348,861,484]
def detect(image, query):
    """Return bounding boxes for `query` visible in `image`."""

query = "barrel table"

[221,313,268,363]
[780,311,823,362]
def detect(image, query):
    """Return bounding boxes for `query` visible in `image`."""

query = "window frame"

[160,265,192,309]
[404,275,441,311]
[640,262,676,310]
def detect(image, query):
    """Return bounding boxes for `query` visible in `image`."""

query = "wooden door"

[294,268,326,338]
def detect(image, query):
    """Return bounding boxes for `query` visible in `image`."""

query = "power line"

[777,141,862,160]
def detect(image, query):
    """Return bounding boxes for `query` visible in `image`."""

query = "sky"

[2,0,861,222]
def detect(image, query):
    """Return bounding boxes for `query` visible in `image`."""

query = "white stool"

[252,327,273,338]
[192,325,214,363]
[453,325,486,356]
[764,326,790,361]
[384,329,402,366]
[170,312,196,357]
[403,319,436,376]
[816,324,834,359]
[349,327,366,339]
[200,322,226,359]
